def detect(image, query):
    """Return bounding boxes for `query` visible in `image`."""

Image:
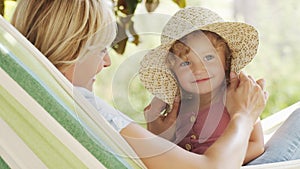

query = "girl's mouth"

[194,77,210,83]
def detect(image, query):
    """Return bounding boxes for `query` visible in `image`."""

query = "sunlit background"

[3,0,300,126]
[96,0,300,125]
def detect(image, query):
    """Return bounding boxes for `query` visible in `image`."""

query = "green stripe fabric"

[0,157,10,169]
[0,85,87,169]
[0,16,140,168]
[0,40,129,169]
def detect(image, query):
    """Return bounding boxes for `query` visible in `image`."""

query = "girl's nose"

[191,57,206,74]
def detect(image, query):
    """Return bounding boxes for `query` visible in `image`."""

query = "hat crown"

[161,7,224,44]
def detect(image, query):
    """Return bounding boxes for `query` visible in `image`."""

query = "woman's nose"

[103,53,111,67]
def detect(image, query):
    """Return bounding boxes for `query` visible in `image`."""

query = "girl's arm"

[243,119,265,164]
[120,72,267,169]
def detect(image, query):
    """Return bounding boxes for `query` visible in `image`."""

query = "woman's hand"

[144,96,180,140]
[226,72,268,124]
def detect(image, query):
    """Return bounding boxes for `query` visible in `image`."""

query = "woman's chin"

[84,80,95,91]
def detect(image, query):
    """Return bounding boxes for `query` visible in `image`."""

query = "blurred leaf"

[128,20,139,45]
[111,21,128,54]
[145,0,160,12]
[113,38,127,54]
[113,0,186,54]
[132,35,139,45]
[117,0,129,15]
[0,0,4,16]
[117,0,141,15]
[172,0,186,8]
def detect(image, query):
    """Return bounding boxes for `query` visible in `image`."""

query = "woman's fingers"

[228,71,239,90]
[226,71,267,124]
[256,78,269,101]
[248,75,256,83]
[256,79,266,90]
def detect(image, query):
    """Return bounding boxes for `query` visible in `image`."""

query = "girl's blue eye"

[180,61,191,67]
[203,54,215,61]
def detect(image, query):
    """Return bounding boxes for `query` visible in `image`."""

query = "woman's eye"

[101,48,107,54]
[203,54,215,61]
[97,48,107,58]
[180,61,191,67]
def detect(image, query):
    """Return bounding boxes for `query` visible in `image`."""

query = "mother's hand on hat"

[256,78,269,101]
[144,96,179,141]
[225,72,267,125]
[246,75,269,101]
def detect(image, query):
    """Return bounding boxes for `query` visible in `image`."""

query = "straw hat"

[139,7,259,111]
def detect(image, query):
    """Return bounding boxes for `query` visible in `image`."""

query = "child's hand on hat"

[144,96,179,141]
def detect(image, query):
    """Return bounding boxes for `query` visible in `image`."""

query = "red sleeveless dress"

[175,101,230,154]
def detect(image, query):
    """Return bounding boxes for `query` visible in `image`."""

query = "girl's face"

[172,33,226,95]
[64,48,111,91]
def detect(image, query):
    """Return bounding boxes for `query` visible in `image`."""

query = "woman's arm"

[242,77,268,164]
[120,72,267,169]
[243,119,265,164]
[121,114,253,169]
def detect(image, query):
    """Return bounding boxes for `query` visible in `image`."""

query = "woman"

[11,0,267,168]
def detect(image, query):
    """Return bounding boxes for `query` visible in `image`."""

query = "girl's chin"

[186,88,212,95]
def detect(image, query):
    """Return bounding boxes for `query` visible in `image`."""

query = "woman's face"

[172,33,226,95]
[64,48,111,91]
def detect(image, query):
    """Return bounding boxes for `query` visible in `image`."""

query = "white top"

[75,86,132,132]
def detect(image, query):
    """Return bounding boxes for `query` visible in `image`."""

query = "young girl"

[140,7,264,164]
[10,1,284,168]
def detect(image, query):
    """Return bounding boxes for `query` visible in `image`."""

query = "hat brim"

[139,43,178,108]
[200,22,259,72]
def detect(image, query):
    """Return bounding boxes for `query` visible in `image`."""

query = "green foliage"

[112,0,186,54]
[172,0,186,8]
[244,0,300,118]
[0,156,10,169]
[0,0,4,16]
[1,0,17,21]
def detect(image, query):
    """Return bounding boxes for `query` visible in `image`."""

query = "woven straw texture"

[139,7,259,109]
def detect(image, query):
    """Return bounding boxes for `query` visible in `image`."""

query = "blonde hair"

[11,0,117,72]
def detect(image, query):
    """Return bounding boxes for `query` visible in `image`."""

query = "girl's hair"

[168,30,232,83]
[11,0,117,72]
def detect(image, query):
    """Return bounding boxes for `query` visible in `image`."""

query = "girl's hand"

[144,96,180,140]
